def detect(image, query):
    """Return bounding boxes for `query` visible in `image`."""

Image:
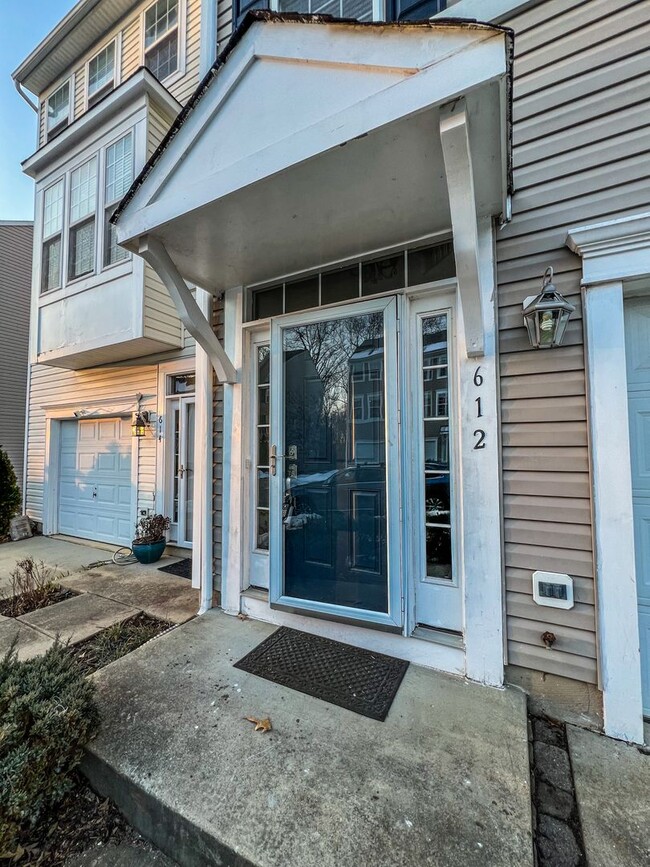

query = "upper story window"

[41,179,64,292]
[144,0,179,81]
[88,42,116,108]
[234,0,447,29]
[276,0,373,19]
[104,132,134,266]
[68,157,98,281]
[46,81,70,141]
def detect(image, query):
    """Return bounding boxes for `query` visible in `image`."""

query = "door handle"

[270,446,278,476]
[179,465,184,479]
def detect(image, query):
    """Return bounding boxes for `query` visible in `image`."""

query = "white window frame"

[41,177,65,293]
[102,130,134,269]
[85,38,120,111]
[67,155,98,283]
[45,79,72,141]
[141,0,186,86]
[269,0,384,20]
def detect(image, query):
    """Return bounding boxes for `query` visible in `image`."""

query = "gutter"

[14,80,38,113]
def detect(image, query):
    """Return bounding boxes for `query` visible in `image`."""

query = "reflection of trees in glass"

[284,314,384,467]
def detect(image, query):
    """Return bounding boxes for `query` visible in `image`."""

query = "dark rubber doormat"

[158,558,192,579]
[234,626,409,721]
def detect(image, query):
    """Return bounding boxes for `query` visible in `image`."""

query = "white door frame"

[568,212,650,744]
[155,357,196,541]
[41,400,138,542]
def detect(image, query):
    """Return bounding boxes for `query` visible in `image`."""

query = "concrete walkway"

[83,610,534,867]
[568,725,650,867]
[0,536,198,660]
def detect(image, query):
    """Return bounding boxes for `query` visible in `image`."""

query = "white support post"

[220,287,244,615]
[440,98,485,359]
[138,236,237,383]
[194,288,214,610]
[584,281,645,744]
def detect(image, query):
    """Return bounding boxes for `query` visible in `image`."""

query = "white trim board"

[568,214,649,744]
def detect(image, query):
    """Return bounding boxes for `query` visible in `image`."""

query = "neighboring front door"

[167,395,196,547]
[58,418,132,546]
[625,296,650,716]
[269,298,402,629]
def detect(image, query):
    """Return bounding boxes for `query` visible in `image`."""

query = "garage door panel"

[58,419,133,546]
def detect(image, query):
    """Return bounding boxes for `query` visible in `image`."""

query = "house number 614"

[473,366,486,450]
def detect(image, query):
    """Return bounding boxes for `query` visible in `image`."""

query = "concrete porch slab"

[83,611,533,867]
[60,567,198,624]
[18,593,140,645]
[0,617,55,660]
[67,843,177,867]
[567,725,650,867]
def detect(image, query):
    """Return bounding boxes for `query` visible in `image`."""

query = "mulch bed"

[0,587,78,618]
[67,613,173,675]
[9,772,161,865]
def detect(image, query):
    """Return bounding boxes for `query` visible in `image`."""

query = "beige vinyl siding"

[169,0,202,104]
[217,0,234,53]
[146,100,172,157]
[25,363,158,524]
[38,100,46,146]
[121,16,142,81]
[499,0,650,685]
[0,223,33,495]
[74,67,85,118]
[143,264,183,346]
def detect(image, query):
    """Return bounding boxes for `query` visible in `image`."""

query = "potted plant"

[131,514,170,564]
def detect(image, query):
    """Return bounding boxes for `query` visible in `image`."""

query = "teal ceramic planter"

[132,538,166,564]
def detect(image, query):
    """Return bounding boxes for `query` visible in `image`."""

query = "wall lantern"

[522,267,575,349]
[131,395,151,438]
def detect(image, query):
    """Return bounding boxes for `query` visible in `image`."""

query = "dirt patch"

[68,613,173,675]
[9,773,162,865]
[0,586,78,618]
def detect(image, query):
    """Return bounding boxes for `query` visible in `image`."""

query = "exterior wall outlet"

[532,571,574,610]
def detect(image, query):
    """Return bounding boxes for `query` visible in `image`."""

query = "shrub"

[0,447,20,538]
[2,557,64,617]
[0,642,99,857]
[133,513,170,544]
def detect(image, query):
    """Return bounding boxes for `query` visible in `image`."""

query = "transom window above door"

[249,240,455,321]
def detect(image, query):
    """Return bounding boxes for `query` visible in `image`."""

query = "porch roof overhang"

[114,13,513,371]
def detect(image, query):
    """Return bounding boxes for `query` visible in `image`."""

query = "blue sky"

[0,1,74,220]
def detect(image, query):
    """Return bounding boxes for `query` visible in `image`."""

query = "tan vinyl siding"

[0,223,33,494]
[169,0,202,104]
[143,263,183,346]
[217,0,234,53]
[74,67,85,118]
[146,100,172,157]
[25,363,158,524]
[121,16,142,81]
[499,0,650,685]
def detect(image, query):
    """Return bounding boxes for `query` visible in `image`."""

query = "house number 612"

[473,366,486,450]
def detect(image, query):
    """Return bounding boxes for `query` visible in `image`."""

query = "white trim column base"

[584,281,644,744]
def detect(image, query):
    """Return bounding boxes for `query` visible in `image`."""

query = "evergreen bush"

[0,447,21,538]
[0,643,99,856]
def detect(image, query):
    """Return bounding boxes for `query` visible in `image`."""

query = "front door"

[167,395,196,547]
[269,298,402,629]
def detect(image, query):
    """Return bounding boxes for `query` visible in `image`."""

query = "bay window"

[41,179,64,292]
[104,133,133,266]
[68,157,98,281]
[46,81,70,141]
[88,42,116,108]
[144,0,179,81]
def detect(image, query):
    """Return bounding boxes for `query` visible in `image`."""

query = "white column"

[193,288,214,608]
[584,281,644,743]
[460,217,504,687]
[220,287,244,615]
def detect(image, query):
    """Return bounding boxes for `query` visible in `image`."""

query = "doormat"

[158,558,192,579]
[234,626,409,721]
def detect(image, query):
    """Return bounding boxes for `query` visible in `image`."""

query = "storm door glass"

[281,310,389,613]
[422,314,452,579]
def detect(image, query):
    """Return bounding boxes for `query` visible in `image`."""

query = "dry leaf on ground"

[245,716,272,733]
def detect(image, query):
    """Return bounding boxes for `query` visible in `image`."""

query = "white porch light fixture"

[522,267,575,349]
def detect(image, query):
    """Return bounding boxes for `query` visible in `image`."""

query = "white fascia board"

[22,70,181,179]
[434,0,540,22]
[117,28,508,246]
[567,212,650,284]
